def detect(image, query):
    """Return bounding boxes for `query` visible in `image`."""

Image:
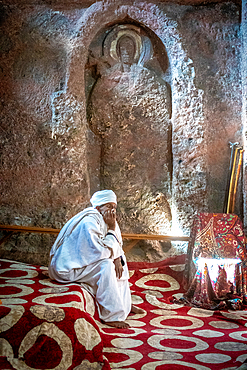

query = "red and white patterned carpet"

[100,256,247,370]
[1,256,247,370]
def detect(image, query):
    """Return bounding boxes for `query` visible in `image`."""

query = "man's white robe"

[48,207,131,322]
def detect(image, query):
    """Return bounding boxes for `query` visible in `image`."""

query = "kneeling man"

[49,189,141,328]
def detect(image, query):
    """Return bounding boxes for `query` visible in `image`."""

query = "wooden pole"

[0,224,190,242]
[223,142,239,213]
[231,148,244,213]
[122,233,190,241]
[0,224,60,234]
[227,145,239,213]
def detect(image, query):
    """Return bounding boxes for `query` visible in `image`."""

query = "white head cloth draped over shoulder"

[90,190,117,208]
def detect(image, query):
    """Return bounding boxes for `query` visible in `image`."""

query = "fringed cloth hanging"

[180,213,247,310]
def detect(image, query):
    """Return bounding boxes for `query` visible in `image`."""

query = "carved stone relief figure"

[86,24,172,258]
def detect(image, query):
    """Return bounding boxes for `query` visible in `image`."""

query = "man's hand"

[114,257,123,279]
[96,203,117,231]
[102,208,116,230]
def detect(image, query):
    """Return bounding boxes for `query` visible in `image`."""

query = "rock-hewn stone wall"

[242,0,247,229]
[0,0,243,264]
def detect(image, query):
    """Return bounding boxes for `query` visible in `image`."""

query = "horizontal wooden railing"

[121,233,190,242]
[0,224,61,235]
[0,224,190,252]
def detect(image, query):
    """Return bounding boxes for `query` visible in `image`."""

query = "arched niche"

[51,1,206,260]
[85,20,172,239]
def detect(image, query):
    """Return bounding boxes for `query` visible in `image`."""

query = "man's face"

[96,202,117,216]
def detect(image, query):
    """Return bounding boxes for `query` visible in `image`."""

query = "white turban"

[90,190,117,208]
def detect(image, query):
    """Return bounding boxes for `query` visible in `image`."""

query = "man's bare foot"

[103,320,130,329]
[131,304,145,314]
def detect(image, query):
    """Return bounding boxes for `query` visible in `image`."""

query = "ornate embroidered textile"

[183,213,247,310]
